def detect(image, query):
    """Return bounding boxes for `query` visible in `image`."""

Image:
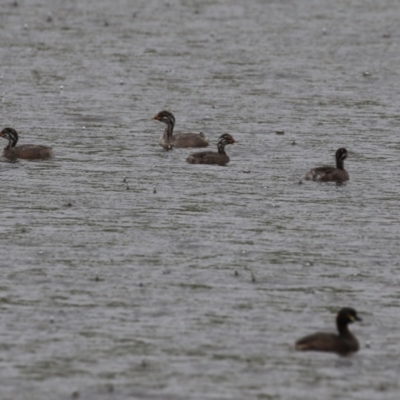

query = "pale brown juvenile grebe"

[153,110,209,150]
[295,307,362,356]
[0,127,54,160]
[186,134,236,166]
[305,148,349,183]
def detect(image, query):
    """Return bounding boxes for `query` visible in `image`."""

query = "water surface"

[1,0,400,399]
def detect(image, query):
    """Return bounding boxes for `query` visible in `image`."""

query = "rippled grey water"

[1,0,400,399]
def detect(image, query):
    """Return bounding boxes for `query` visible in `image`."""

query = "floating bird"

[295,307,362,355]
[186,133,236,166]
[305,148,349,183]
[0,127,54,160]
[153,110,209,150]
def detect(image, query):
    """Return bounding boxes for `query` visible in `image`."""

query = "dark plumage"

[305,148,349,183]
[153,110,209,150]
[295,307,362,356]
[0,127,54,160]
[186,133,236,166]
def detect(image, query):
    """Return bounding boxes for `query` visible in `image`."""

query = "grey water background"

[1,0,400,399]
